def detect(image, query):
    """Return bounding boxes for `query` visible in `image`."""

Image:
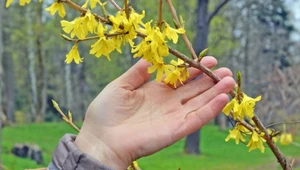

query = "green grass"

[1,123,300,170]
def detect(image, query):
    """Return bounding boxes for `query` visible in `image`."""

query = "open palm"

[75,57,235,169]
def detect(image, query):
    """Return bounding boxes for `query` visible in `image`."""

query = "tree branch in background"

[266,120,300,128]
[108,0,121,11]
[166,0,197,60]
[207,0,230,23]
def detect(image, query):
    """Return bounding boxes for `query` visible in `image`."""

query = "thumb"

[114,59,152,90]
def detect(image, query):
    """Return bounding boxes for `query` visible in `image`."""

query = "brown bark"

[0,0,4,166]
[3,49,15,122]
[26,5,38,122]
[184,0,230,155]
[36,2,47,122]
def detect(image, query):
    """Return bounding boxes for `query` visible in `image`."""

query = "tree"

[26,5,38,122]
[36,2,47,122]
[184,0,230,155]
[0,0,4,165]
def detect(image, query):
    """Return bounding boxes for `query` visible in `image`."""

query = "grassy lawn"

[1,122,300,170]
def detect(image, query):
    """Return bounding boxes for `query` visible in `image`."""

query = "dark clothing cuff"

[48,134,113,170]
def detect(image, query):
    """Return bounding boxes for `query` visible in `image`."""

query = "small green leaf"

[60,34,72,41]
[198,48,209,62]
[52,99,59,109]
[68,111,73,122]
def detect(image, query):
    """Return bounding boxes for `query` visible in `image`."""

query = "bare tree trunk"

[0,0,5,166]
[184,0,230,155]
[65,58,72,109]
[244,1,250,94]
[36,2,47,122]
[184,0,209,155]
[78,63,87,120]
[26,6,38,122]
[3,50,15,122]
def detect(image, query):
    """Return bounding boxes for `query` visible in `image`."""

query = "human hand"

[74,57,235,169]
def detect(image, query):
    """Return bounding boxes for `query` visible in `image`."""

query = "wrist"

[74,128,129,170]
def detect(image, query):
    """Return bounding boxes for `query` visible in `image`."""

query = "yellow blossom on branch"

[82,0,100,9]
[148,63,174,82]
[164,69,182,88]
[225,124,249,144]
[163,23,185,43]
[61,18,86,39]
[82,10,99,34]
[109,10,145,46]
[45,2,66,18]
[223,93,261,120]
[65,43,83,64]
[247,131,266,153]
[132,22,168,64]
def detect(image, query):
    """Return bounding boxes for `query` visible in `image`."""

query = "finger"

[183,76,235,112]
[177,68,233,104]
[114,59,151,90]
[183,93,229,134]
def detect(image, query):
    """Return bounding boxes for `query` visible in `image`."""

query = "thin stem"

[124,0,129,19]
[158,0,163,30]
[100,3,107,17]
[61,0,107,22]
[165,0,197,60]
[252,116,292,170]
[55,107,80,132]
[108,0,122,11]
[61,32,125,43]
[266,120,300,128]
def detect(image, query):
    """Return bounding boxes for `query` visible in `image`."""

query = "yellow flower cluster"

[43,0,186,87]
[225,124,266,153]
[225,124,248,144]
[223,93,261,120]
[223,92,266,152]
[45,2,66,18]
[132,22,186,87]
[247,131,266,153]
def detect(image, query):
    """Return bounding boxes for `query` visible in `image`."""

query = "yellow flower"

[96,23,107,37]
[163,23,185,43]
[45,2,66,18]
[82,10,98,34]
[109,10,145,46]
[90,37,115,60]
[225,124,248,144]
[280,133,293,145]
[164,69,182,88]
[6,0,14,8]
[148,63,174,82]
[222,98,241,119]
[82,0,100,9]
[20,0,31,6]
[170,59,189,85]
[242,94,261,118]
[222,93,261,120]
[247,131,266,153]
[61,17,87,39]
[65,44,83,64]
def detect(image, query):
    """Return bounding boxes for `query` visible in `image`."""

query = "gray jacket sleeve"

[48,134,114,170]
